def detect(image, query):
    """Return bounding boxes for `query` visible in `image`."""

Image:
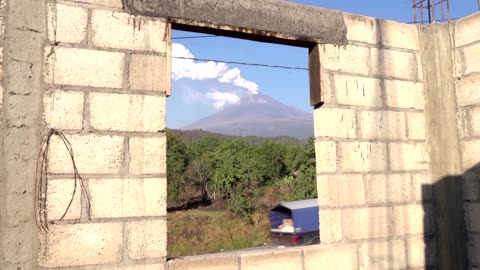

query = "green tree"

[166,131,189,207]
[185,159,212,202]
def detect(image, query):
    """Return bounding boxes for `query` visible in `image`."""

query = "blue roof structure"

[276,198,318,210]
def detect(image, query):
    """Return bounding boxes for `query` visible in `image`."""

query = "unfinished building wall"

[166,14,435,270]
[312,14,433,269]
[38,0,169,269]
[1,0,479,268]
[455,12,480,270]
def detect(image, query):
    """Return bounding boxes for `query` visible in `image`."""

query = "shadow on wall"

[424,163,480,270]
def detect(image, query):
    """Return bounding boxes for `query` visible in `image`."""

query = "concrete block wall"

[455,12,480,270]
[1,0,479,268]
[166,14,434,270]
[313,14,433,269]
[39,0,169,269]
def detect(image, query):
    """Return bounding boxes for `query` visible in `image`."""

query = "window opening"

[166,29,319,257]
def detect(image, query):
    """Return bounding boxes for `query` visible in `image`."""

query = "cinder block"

[456,49,464,78]
[360,111,407,140]
[463,140,480,169]
[457,71,480,107]
[90,178,166,218]
[48,134,124,174]
[343,13,377,44]
[44,46,124,88]
[378,19,420,50]
[129,136,166,175]
[457,109,468,140]
[240,249,302,270]
[89,92,166,132]
[314,108,356,139]
[466,203,480,233]
[314,141,336,173]
[389,142,428,171]
[64,0,122,8]
[417,53,423,81]
[319,44,370,75]
[340,142,388,172]
[384,79,425,109]
[10,29,43,63]
[0,47,3,80]
[455,12,480,47]
[40,223,123,267]
[461,43,480,76]
[344,207,392,239]
[44,89,84,130]
[393,204,430,236]
[8,59,43,97]
[359,240,406,270]
[127,220,167,259]
[371,48,417,80]
[365,174,413,204]
[334,74,382,107]
[168,254,238,270]
[407,238,436,268]
[48,4,87,44]
[6,0,44,33]
[47,179,81,221]
[3,193,34,227]
[2,223,37,264]
[407,112,426,140]
[319,209,342,243]
[412,173,432,201]
[469,107,480,136]
[320,71,333,104]
[129,54,167,92]
[304,245,357,270]
[317,174,365,207]
[92,10,166,52]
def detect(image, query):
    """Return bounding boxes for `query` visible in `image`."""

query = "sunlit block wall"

[39,0,169,268]
[312,14,434,269]
[455,12,480,269]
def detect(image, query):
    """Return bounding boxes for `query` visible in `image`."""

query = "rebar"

[412,0,451,24]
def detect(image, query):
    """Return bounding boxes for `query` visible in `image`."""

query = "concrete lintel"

[121,0,348,47]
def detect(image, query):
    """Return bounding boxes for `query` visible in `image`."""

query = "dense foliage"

[167,130,317,221]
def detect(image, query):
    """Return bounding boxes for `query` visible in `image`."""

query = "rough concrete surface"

[420,23,467,270]
[0,0,46,269]
[122,0,347,46]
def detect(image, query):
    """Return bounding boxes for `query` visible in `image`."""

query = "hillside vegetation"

[167,129,317,256]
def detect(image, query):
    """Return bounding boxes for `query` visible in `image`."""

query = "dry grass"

[167,209,271,257]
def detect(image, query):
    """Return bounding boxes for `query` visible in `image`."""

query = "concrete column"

[419,23,467,270]
[0,0,47,269]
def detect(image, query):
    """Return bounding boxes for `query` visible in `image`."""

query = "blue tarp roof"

[275,198,318,210]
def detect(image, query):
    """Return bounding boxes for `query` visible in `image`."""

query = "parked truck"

[269,198,320,246]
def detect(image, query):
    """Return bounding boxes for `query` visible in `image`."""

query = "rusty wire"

[35,129,91,232]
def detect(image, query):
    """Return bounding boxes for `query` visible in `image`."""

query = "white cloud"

[172,43,259,94]
[206,91,240,110]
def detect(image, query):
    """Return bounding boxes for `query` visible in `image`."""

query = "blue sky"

[167,0,479,129]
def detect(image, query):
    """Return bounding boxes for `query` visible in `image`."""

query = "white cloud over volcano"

[172,43,259,95]
[206,91,241,110]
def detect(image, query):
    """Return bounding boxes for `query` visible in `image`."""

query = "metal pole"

[447,0,451,21]
[427,0,432,23]
[413,0,418,24]
[431,0,436,22]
